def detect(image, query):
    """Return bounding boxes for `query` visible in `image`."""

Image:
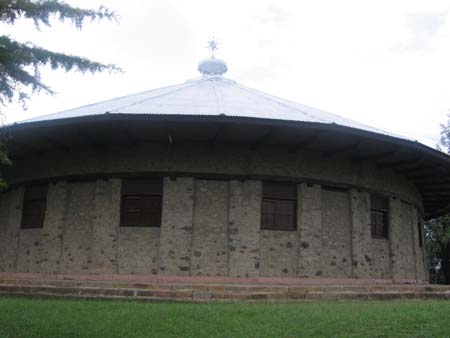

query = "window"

[21,184,48,229]
[120,179,162,227]
[370,195,389,239]
[261,181,297,231]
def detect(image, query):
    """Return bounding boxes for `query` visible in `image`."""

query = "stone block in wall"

[16,229,42,273]
[191,180,229,276]
[60,182,96,274]
[297,184,322,277]
[40,182,68,274]
[91,179,121,274]
[390,199,416,280]
[370,239,391,279]
[321,188,352,277]
[260,230,298,277]
[350,190,371,277]
[0,188,23,272]
[351,190,393,279]
[159,177,195,276]
[118,227,160,274]
[412,207,426,281]
[228,180,261,278]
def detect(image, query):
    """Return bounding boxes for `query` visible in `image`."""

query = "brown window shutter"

[261,181,297,231]
[370,195,389,239]
[120,179,163,227]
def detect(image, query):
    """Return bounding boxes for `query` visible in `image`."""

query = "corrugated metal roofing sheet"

[17,76,408,140]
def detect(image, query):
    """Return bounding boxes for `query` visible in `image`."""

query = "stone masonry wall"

[16,182,71,274]
[0,177,426,280]
[297,184,322,277]
[228,180,261,278]
[118,227,160,274]
[350,189,372,278]
[40,182,69,274]
[0,143,427,280]
[190,180,229,276]
[159,177,195,276]
[390,199,417,280]
[8,143,422,206]
[260,230,298,277]
[350,190,392,279]
[321,188,352,277]
[60,182,96,274]
[16,228,42,273]
[91,179,121,274]
[0,188,23,272]
[414,209,426,281]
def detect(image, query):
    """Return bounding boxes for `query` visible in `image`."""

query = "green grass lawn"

[1,297,450,338]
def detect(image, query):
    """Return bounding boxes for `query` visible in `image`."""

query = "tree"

[0,0,119,188]
[426,113,450,284]
[440,113,450,154]
[426,215,450,284]
[0,0,120,107]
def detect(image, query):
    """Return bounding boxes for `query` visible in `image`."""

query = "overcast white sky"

[3,0,450,147]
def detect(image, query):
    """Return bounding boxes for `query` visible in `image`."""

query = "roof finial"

[207,37,219,58]
[198,37,228,76]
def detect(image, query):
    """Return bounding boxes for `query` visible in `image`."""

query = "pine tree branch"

[0,1,120,189]
[0,0,115,28]
[0,35,120,105]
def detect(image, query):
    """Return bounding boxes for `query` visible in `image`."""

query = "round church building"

[1,50,449,283]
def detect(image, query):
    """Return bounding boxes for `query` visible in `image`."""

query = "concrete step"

[0,275,449,302]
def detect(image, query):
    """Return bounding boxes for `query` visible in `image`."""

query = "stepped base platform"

[0,273,449,302]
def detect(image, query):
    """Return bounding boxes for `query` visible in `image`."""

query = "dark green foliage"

[0,35,118,106]
[0,0,114,28]
[426,215,450,284]
[426,114,450,284]
[0,0,119,106]
[440,113,450,154]
[0,0,120,190]
[1,297,450,338]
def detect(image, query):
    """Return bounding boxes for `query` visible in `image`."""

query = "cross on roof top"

[207,37,219,57]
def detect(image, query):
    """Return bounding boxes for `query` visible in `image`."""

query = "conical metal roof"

[15,37,407,140]
[8,48,450,220]
[16,75,405,140]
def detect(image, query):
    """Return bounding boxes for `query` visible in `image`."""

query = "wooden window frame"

[370,194,389,240]
[261,181,297,231]
[120,178,163,228]
[21,184,48,229]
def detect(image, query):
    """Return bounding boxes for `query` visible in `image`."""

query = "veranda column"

[159,177,195,275]
[228,180,261,278]
[297,184,322,277]
[349,189,372,278]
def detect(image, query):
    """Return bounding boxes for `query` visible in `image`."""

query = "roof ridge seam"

[110,79,206,113]
[211,78,224,115]
[233,82,331,124]
[233,82,404,139]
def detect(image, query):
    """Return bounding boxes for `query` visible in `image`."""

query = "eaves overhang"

[4,113,450,220]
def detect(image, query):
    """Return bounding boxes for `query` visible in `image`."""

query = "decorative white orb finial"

[198,37,228,76]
